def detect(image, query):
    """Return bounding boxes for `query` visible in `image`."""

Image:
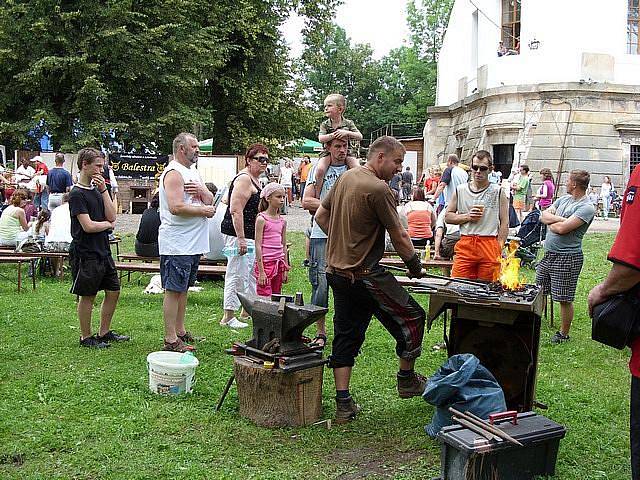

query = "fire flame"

[499,239,524,290]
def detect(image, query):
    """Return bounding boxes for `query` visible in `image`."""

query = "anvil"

[237,292,328,355]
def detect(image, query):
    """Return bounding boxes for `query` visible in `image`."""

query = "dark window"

[492,144,515,180]
[631,145,640,175]
[629,0,640,54]
[501,0,521,53]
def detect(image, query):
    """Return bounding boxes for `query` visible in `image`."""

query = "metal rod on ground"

[451,416,498,441]
[215,374,235,412]
[449,408,523,446]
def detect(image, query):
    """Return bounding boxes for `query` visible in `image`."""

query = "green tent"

[198,138,213,153]
[294,138,323,154]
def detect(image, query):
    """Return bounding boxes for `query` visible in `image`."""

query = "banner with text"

[110,154,169,179]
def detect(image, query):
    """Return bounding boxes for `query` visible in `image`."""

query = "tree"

[0,0,338,154]
[406,0,454,63]
[300,24,383,141]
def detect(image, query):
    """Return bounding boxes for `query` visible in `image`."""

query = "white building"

[424,0,640,191]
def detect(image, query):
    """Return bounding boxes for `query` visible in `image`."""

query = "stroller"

[514,208,545,267]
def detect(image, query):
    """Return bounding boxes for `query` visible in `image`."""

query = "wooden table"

[0,255,38,292]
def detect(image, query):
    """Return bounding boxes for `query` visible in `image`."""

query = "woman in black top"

[135,193,160,257]
[220,143,267,328]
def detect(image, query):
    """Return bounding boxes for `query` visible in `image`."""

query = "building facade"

[424,0,640,191]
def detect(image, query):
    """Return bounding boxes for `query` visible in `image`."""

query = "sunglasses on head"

[471,164,489,172]
[253,156,269,164]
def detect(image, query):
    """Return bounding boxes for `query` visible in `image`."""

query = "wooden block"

[233,356,323,427]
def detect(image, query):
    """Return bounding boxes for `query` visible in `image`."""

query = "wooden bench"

[115,262,227,282]
[117,253,226,265]
[0,249,69,279]
[379,257,454,276]
[0,255,38,292]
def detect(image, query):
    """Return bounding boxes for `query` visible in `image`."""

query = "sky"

[281,0,411,59]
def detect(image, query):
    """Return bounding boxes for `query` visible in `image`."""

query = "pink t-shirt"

[539,180,555,208]
[258,212,285,262]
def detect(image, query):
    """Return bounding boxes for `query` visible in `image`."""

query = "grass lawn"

[0,232,631,479]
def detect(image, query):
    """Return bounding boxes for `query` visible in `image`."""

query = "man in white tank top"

[159,133,215,352]
[445,150,509,281]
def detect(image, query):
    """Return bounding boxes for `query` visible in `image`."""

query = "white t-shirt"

[45,203,72,244]
[600,182,612,199]
[279,166,293,187]
[158,161,210,255]
[15,165,35,184]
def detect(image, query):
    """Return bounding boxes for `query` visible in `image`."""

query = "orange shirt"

[300,162,312,183]
[407,210,433,239]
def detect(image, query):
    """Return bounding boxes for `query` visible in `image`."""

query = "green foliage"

[0,0,337,154]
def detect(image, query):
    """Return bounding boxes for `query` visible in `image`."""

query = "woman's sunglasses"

[253,156,269,164]
[471,164,489,172]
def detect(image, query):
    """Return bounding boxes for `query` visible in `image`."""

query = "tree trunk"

[233,356,324,427]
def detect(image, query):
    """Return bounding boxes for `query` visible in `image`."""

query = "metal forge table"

[403,277,545,412]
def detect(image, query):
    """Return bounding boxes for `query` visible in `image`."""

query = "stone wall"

[424,82,640,193]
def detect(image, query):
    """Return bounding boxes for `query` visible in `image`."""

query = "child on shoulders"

[314,93,362,196]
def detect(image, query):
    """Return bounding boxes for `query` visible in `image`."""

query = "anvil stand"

[217,292,329,427]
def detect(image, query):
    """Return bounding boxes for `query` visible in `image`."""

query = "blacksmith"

[315,135,427,424]
[445,150,509,281]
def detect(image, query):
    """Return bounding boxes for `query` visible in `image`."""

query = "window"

[629,0,640,54]
[631,145,640,175]
[501,0,521,53]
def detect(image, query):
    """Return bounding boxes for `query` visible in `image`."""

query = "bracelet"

[99,189,107,194]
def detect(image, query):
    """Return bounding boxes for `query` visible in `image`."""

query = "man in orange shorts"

[445,150,508,281]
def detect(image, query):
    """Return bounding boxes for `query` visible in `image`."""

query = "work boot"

[397,371,428,398]
[335,396,361,424]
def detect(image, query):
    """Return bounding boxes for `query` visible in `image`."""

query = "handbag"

[591,284,640,349]
[16,236,43,254]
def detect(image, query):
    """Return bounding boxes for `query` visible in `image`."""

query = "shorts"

[45,241,70,253]
[513,198,525,210]
[327,268,425,369]
[160,254,200,293]
[535,251,583,302]
[451,235,501,281]
[70,254,120,297]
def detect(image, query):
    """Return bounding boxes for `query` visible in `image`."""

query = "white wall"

[437,0,640,106]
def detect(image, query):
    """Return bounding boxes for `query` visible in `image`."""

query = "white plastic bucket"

[147,351,200,395]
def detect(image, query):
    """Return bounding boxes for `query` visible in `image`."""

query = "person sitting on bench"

[135,193,160,257]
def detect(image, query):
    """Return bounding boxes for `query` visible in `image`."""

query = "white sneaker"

[222,317,249,329]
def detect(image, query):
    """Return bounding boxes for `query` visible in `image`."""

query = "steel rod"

[450,408,523,446]
[451,416,498,441]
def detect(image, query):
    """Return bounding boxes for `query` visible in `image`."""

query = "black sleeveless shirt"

[220,172,261,240]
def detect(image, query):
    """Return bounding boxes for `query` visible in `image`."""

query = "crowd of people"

[2,91,640,474]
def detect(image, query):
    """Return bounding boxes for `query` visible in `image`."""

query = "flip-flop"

[309,334,327,348]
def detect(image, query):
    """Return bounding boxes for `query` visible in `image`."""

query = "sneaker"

[221,317,249,329]
[302,259,310,268]
[163,338,196,353]
[80,335,110,349]
[335,396,361,424]
[96,330,130,343]
[551,331,570,344]
[397,371,428,399]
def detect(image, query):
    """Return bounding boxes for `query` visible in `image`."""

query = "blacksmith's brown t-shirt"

[321,166,401,271]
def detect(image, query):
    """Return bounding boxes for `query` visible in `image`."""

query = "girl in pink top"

[254,183,290,296]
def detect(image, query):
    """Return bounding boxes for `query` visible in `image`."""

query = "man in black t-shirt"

[69,147,128,349]
[401,166,413,201]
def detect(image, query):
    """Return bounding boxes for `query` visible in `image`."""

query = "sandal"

[163,338,196,353]
[309,334,327,348]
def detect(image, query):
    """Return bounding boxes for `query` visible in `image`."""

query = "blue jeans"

[34,189,49,211]
[309,237,328,307]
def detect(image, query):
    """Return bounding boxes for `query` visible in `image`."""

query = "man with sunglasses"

[445,150,508,281]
